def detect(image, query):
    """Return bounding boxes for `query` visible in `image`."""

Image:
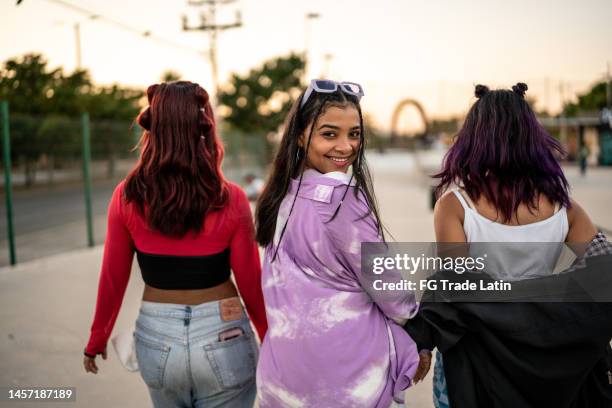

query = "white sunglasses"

[300,79,364,109]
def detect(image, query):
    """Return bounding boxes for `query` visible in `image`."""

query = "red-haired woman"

[82,81,267,408]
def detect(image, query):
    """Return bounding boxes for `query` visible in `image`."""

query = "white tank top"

[452,189,569,280]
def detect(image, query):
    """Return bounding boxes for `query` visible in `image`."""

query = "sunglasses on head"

[300,79,364,109]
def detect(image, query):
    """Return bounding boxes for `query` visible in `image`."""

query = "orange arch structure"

[390,99,429,143]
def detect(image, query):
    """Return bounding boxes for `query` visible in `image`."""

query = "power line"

[40,0,204,57]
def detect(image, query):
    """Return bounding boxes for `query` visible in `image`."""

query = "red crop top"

[84,180,268,356]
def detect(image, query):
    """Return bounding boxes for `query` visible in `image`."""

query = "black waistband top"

[136,248,231,290]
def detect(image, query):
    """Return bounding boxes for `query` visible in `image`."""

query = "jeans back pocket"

[204,330,256,389]
[134,333,171,389]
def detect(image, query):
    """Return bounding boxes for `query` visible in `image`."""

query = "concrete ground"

[0,150,610,407]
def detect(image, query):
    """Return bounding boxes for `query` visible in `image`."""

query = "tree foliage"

[161,70,182,82]
[219,53,304,134]
[0,53,142,119]
[563,81,609,116]
[0,53,143,186]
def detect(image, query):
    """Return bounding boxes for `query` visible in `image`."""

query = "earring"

[295,147,302,163]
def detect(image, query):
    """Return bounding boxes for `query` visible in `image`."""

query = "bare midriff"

[142,279,238,305]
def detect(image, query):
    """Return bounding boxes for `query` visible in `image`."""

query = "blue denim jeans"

[134,299,258,408]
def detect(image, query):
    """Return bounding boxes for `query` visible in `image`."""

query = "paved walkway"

[1,150,610,407]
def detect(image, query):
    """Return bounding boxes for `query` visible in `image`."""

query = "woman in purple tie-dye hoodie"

[254,80,422,408]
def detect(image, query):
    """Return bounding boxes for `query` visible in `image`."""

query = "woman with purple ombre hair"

[420,82,600,407]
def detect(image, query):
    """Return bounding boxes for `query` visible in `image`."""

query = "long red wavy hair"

[124,81,228,237]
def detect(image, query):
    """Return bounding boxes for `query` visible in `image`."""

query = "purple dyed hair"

[433,83,570,222]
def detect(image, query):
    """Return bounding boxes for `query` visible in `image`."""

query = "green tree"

[219,53,304,134]
[36,115,81,183]
[0,54,58,115]
[81,85,141,120]
[84,85,142,177]
[0,54,58,184]
[50,69,91,115]
[0,53,142,186]
[161,70,182,82]
[563,81,609,116]
[0,53,92,115]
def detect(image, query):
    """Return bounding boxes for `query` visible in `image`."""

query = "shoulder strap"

[454,188,478,212]
[452,189,471,211]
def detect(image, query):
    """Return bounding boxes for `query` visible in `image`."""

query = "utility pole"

[182,0,242,108]
[559,81,567,145]
[55,18,95,71]
[606,61,611,110]
[74,22,82,69]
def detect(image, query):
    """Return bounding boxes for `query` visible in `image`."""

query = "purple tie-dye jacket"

[256,169,420,408]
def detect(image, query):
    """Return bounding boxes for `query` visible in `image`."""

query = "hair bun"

[146,84,160,103]
[512,82,528,97]
[137,107,152,130]
[474,84,489,98]
[194,85,210,105]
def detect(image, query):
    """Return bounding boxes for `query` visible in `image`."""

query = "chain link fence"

[0,106,268,266]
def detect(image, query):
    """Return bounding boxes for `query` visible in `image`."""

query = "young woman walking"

[255,79,423,408]
[83,81,267,408]
[428,83,599,407]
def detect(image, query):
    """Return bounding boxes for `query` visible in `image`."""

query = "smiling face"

[300,104,362,174]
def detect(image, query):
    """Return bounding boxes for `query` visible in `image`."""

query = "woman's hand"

[83,347,107,374]
[413,349,432,384]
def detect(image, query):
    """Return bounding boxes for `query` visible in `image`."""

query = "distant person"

[83,81,267,408]
[254,79,427,407]
[579,143,589,176]
[405,83,602,408]
[243,173,264,202]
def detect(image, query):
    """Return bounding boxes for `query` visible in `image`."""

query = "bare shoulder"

[434,190,464,223]
[566,198,591,226]
[433,190,467,242]
[566,198,597,243]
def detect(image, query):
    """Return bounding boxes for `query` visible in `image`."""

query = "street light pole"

[304,12,320,83]
[54,20,84,71]
[208,5,219,102]
[56,15,99,71]
[74,22,82,69]
[606,61,611,110]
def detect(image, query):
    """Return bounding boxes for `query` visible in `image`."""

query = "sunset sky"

[1,0,611,132]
